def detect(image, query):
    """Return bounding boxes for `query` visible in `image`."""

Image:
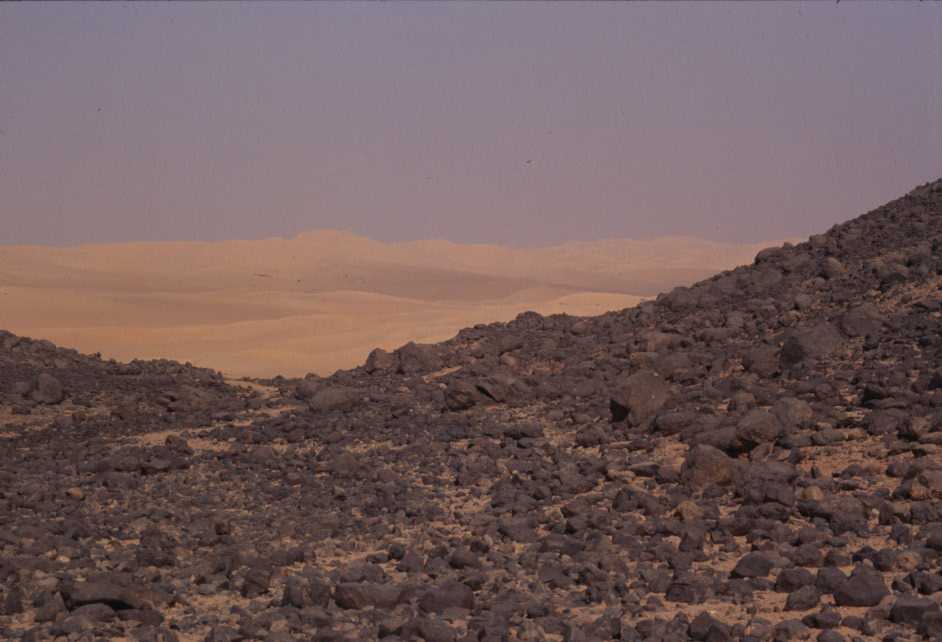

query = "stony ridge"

[1,178,941,641]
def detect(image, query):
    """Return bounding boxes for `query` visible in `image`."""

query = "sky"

[1,2,940,247]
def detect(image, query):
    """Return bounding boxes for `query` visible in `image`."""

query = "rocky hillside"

[1,178,941,642]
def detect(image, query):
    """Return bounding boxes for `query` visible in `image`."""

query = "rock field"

[2,179,942,641]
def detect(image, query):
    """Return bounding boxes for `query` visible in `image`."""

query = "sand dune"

[0,231,782,377]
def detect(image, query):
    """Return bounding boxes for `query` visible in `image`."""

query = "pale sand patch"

[0,231,786,377]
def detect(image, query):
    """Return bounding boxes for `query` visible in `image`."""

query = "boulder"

[735,409,783,450]
[309,387,359,413]
[334,582,401,610]
[418,580,474,613]
[889,595,940,625]
[820,257,845,279]
[682,444,736,489]
[772,398,815,430]
[780,322,843,368]
[31,373,65,404]
[742,345,779,377]
[610,370,670,425]
[294,379,320,400]
[832,565,888,607]
[365,348,399,374]
[839,304,883,337]
[730,552,774,579]
[396,342,442,375]
[784,585,820,611]
[444,380,484,411]
[62,578,165,611]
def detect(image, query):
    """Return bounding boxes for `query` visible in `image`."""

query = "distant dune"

[0,231,784,377]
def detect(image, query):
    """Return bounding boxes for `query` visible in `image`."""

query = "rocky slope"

[1,179,941,642]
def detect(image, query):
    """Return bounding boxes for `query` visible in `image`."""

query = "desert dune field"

[0,231,780,377]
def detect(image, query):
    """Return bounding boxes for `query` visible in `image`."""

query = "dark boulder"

[444,380,485,411]
[418,580,474,613]
[889,595,940,625]
[832,565,888,607]
[742,345,780,378]
[735,409,783,450]
[780,322,843,368]
[309,386,359,413]
[730,552,774,579]
[396,341,442,375]
[839,304,883,338]
[31,373,65,404]
[682,444,737,489]
[62,578,166,611]
[610,370,670,425]
[784,585,820,611]
[365,348,398,373]
[334,582,402,610]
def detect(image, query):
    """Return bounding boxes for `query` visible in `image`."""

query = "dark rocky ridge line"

[0,178,940,641]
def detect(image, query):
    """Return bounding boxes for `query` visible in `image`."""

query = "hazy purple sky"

[1,2,940,246]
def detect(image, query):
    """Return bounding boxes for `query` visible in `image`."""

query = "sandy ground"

[0,230,780,377]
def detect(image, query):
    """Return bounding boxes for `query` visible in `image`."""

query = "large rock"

[654,352,693,379]
[365,348,398,374]
[294,379,321,400]
[682,444,736,489]
[840,304,884,337]
[801,496,868,535]
[62,578,165,611]
[890,595,940,625]
[333,582,402,610]
[309,387,359,413]
[396,342,442,375]
[832,565,889,607]
[665,572,710,604]
[922,611,942,638]
[688,612,731,641]
[780,322,844,368]
[31,373,65,404]
[282,574,330,608]
[240,565,272,598]
[742,345,779,377]
[416,617,458,642]
[735,409,783,450]
[774,568,815,593]
[730,552,774,579]
[784,585,821,611]
[444,380,484,411]
[772,398,815,430]
[820,257,845,279]
[418,580,474,613]
[610,370,670,425]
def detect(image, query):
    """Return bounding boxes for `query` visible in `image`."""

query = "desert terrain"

[0,232,779,377]
[1,180,941,642]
